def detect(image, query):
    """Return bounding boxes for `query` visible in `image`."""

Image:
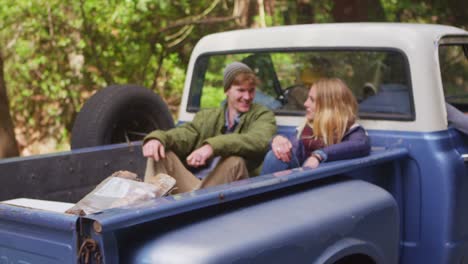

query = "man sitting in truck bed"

[142,62,277,194]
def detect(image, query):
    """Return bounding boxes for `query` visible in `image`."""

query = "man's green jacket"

[144,103,276,174]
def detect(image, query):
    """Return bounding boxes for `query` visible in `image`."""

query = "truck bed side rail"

[85,147,409,232]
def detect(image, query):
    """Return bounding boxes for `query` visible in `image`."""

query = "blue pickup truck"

[1,23,468,264]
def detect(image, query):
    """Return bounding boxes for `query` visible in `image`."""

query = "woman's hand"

[303,156,320,169]
[272,135,292,162]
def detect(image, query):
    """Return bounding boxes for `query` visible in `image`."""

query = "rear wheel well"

[333,253,376,264]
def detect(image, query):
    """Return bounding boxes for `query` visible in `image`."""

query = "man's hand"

[142,139,166,161]
[271,135,292,162]
[187,144,214,168]
[303,156,320,169]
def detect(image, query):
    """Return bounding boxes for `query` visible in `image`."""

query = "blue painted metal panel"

[84,147,408,231]
[123,179,399,264]
[78,126,466,264]
[272,126,468,264]
[0,142,145,202]
[364,128,468,264]
[0,204,79,264]
[82,147,407,263]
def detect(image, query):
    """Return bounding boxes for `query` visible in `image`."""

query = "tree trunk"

[296,0,315,24]
[332,0,386,22]
[257,0,267,27]
[0,52,19,158]
[233,0,258,27]
[447,0,468,28]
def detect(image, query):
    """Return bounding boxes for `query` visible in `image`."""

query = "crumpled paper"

[66,170,175,215]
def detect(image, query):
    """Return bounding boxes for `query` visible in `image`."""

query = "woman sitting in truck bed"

[261,78,371,174]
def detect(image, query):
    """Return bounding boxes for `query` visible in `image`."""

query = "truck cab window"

[439,41,468,134]
[189,49,414,120]
[439,43,468,113]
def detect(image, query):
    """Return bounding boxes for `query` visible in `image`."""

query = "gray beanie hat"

[223,62,254,91]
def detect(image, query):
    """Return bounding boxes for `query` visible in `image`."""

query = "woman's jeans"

[260,145,303,175]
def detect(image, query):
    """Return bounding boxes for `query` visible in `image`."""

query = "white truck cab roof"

[180,23,468,132]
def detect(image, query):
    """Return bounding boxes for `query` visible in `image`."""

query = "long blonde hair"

[307,78,358,146]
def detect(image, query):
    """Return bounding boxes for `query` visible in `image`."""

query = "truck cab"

[143,23,468,264]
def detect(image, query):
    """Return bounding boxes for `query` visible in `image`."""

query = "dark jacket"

[292,123,371,164]
[319,124,371,162]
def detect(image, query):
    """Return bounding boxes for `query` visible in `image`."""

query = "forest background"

[0,0,467,158]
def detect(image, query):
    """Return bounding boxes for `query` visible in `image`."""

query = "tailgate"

[0,203,80,264]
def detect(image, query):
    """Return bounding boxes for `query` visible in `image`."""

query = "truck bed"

[0,145,408,263]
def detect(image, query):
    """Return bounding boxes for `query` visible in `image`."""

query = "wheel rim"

[109,109,161,144]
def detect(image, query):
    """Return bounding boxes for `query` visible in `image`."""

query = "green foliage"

[0,0,466,154]
[201,86,225,108]
[379,0,457,25]
[0,0,235,152]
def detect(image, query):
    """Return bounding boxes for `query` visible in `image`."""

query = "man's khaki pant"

[144,152,249,194]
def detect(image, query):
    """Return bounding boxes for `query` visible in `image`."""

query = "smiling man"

[142,62,276,194]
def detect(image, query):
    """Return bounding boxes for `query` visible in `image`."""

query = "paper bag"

[66,171,175,215]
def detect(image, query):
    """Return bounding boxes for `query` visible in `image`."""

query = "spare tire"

[71,84,174,149]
